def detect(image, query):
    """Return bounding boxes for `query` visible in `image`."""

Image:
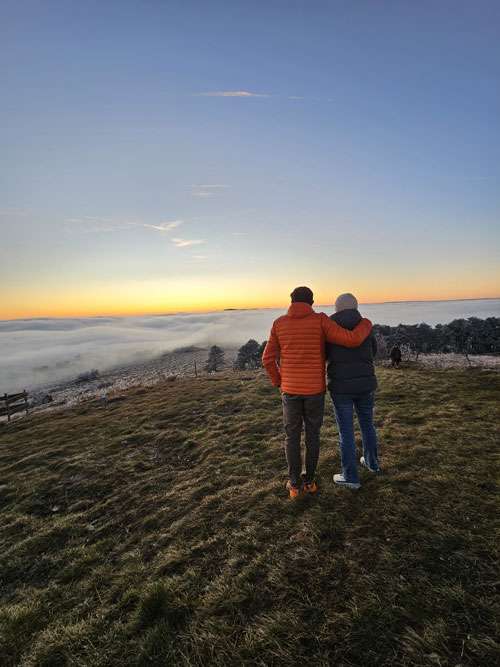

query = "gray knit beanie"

[335,292,358,312]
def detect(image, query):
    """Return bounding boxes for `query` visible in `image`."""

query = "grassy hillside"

[0,367,499,666]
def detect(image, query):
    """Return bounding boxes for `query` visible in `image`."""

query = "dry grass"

[0,367,499,666]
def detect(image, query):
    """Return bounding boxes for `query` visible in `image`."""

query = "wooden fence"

[0,391,29,422]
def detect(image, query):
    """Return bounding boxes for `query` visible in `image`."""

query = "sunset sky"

[2,1,499,319]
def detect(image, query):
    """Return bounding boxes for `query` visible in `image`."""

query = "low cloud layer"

[1,300,497,393]
[0,310,278,392]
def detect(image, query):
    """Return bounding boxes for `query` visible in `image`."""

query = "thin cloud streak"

[172,238,205,248]
[143,220,183,232]
[197,90,270,97]
[193,184,229,189]
[194,92,337,103]
[191,184,230,198]
[65,217,184,234]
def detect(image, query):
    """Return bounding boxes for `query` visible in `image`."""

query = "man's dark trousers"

[282,393,325,487]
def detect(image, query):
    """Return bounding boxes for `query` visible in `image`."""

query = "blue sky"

[1,0,499,317]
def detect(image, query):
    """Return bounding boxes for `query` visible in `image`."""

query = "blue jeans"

[331,391,379,484]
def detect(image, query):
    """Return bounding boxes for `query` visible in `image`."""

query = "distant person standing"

[327,293,381,489]
[262,287,373,499]
[390,345,402,368]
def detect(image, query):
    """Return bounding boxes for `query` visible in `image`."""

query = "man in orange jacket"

[262,286,373,498]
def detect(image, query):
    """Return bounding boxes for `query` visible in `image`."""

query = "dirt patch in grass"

[0,368,499,666]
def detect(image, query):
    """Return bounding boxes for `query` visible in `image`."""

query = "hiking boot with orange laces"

[286,480,301,499]
[302,481,318,495]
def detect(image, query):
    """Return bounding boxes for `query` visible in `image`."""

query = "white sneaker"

[333,474,360,490]
[360,456,381,473]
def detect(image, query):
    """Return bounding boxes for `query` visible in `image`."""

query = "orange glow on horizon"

[2,285,499,320]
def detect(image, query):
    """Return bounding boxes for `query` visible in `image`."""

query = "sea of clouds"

[1,299,499,393]
[0,310,279,392]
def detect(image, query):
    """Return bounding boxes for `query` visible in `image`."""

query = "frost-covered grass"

[0,367,498,666]
[24,348,238,415]
[412,352,500,370]
[20,348,498,425]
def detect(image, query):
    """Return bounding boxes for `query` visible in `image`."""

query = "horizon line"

[1,296,499,323]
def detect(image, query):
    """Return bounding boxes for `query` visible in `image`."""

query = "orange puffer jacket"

[262,302,372,395]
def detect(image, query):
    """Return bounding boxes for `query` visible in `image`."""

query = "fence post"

[4,393,10,423]
[194,360,198,378]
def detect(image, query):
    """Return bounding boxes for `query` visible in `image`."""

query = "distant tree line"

[373,317,500,360]
[203,317,499,373]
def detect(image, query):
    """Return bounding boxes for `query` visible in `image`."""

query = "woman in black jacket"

[326,293,381,488]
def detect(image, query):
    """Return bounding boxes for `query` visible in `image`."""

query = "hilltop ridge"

[0,367,499,666]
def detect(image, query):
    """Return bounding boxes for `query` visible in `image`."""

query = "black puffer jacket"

[326,309,377,395]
